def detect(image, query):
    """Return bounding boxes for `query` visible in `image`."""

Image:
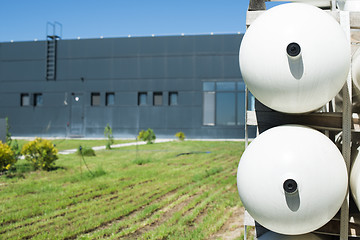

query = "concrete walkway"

[58,139,173,155]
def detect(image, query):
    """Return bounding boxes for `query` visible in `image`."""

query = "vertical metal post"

[340,10,351,240]
[243,2,264,239]
[245,86,249,148]
[244,226,247,240]
[341,73,351,240]
[46,22,55,37]
[331,0,337,11]
[340,83,351,240]
[54,21,63,39]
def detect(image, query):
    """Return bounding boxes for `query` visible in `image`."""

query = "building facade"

[0,34,255,139]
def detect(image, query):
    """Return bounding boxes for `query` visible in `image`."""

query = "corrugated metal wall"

[0,34,256,138]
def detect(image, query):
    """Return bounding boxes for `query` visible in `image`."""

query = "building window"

[138,92,147,106]
[203,92,215,126]
[216,93,236,125]
[21,93,30,106]
[169,92,178,106]
[106,92,115,106]
[203,82,215,91]
[248,92,255,111]
[203,81,249,126]
[237,82,246,91]
[91,92,100,106]
[153,92,163,106]
[33,93,43,106]
[216,82,236,91]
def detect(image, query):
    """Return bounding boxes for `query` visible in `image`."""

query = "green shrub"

[137,128,156,144]
[175,131,186,141]
[21,138,58,171]
[77,146,96,156]
[10,139,21,160]
[104,124,114,150]
[0,142,16,172]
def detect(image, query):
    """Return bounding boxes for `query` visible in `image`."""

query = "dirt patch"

[193,202,210,226]
[208,206,244,240]
[158,192,198,225]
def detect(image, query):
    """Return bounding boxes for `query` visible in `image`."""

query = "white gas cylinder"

[350,146,360,210]
[237,125,348,235]
[258,231,327,240]
[352,47,360,91]
[239,3,350,113]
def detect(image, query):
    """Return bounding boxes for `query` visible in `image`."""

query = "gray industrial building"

[0,33,255,139]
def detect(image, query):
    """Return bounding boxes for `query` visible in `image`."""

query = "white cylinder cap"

[237,125,348,235]
[239,3,350,113]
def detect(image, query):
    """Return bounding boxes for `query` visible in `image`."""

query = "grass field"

[0,141,250,239]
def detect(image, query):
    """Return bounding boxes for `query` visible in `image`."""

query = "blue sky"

[0,0,283,42]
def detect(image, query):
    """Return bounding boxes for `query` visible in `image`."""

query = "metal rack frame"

[243,1,356,239]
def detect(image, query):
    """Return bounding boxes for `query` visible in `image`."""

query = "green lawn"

[13,139,136,151]
[0,141,246,239]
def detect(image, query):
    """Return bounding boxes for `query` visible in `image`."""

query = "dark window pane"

[34,93,43,106]
[216,93,235,125]
[203,82,215,91]
[203,92,215,125]
[169,92,178,106]
[248,91,255,111]
[216,82,236,91]
[91,93,100,106]
[106,92,115,106]
[138,92,147,106]
[153,92,163,106]
[21,93,30,106]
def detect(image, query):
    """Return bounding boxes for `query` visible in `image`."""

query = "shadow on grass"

[49,165,67,171]
[5,162,32,179]
[4,162,67,179]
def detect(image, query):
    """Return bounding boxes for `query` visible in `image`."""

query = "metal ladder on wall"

[46,22,62,81]
[46,36,57,80]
